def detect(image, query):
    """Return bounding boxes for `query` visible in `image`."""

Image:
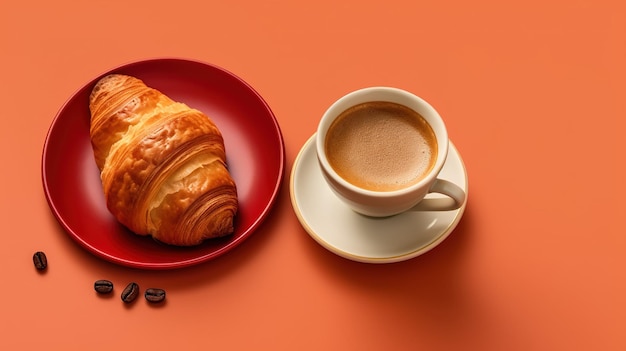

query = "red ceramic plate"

[42,58,285,269]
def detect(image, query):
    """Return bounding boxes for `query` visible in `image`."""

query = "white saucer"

[290,134,468,263]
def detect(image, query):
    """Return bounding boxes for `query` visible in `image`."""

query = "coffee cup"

[316,87,466,217]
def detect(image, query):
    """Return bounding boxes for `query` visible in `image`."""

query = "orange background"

[1,0,624,350]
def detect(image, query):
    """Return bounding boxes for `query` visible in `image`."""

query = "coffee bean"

[94,280,114,294]
[144,288,166,303]
[121,282,139,303]
[33,251,47,270]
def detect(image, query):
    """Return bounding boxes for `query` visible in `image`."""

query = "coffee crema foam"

[325,101,437,191]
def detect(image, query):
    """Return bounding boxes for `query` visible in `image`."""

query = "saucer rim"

[289,134,468,263]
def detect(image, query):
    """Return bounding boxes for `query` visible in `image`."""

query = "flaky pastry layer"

[89,74,238,246]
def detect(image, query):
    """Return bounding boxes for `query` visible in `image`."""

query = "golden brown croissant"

[89,74,238,246]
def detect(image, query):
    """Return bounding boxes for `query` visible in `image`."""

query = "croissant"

[89,74,238,246]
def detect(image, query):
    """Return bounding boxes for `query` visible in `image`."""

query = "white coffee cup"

[316,87,466,217]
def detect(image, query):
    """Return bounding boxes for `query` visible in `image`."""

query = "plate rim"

[41,57,285,269]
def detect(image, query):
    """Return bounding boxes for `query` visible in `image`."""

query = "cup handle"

[410,179,466,211]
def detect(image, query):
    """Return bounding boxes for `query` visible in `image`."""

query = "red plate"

[41,58,285,269]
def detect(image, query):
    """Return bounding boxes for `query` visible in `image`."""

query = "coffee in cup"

[324,101,437,192]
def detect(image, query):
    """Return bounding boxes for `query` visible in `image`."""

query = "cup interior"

[316,87,449,195]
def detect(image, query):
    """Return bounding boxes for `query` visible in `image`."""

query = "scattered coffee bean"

[33,251,48,270]
[94,280,114,294]
[144,288,166,303]
[121,282,139,303]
